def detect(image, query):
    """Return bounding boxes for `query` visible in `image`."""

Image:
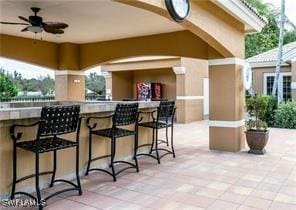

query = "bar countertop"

[0,101,160,121]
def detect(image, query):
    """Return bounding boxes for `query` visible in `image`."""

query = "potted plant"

[245,95,269,155]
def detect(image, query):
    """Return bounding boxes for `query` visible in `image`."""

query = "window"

[263,73,291,102]
[266,76,274,95]
[283,75,291,101]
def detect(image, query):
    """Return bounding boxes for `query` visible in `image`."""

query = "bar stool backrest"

[39,105,80,136]
[113,103,139,126]
[157,101,175,122]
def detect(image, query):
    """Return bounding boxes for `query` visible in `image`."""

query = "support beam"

[55,71,85,101]
[208,57,245,152]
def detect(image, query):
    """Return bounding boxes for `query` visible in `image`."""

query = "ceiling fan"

[0,7,68,34]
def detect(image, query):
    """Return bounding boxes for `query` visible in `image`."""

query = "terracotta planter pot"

[245,130,269,155]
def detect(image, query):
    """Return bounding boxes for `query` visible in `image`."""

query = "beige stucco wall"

[252,66,291,95]
[111,71,134,100]
[176,58,208,123]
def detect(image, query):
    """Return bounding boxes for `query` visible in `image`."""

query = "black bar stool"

[136,101,176,164]
[10,105,82,210]
[85,103,139,181]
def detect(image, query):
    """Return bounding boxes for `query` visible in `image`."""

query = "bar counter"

[0,101,159,198]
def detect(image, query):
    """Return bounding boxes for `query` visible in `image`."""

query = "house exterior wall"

[252,66,291,95]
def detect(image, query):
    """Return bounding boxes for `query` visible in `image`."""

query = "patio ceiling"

[0,0,183,43]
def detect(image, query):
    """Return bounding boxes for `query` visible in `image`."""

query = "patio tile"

[206,182,231,191]
[195,187,225,199]
[274,193,296,204]
[250,189,277,200]
[269,201,296,210]
[207,200,239,210]
[243,196,272,209]
[183,194,215,208]
[219,191,247,204]
[227,186,253,196]
[12,121,296,209]
[45,199,98,210]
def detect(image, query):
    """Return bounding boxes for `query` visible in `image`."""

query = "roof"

[239,0,267,23]
[247,41,296,67]
[212,0,267,33]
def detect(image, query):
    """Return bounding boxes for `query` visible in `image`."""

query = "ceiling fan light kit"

[27,25,43,33]
[0,7,68,36]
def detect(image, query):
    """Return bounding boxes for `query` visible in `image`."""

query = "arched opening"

[0,57,55,102]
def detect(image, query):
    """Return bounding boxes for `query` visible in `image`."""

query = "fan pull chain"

[34,33,37,44]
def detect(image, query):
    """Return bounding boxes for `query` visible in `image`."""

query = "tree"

[37,75,55,95]
[245,0,296,58]
[85,73,105,95]
[0,68,18,100]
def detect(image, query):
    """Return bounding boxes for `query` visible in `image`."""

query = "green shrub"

[246,95,269,131]
[274,101,296,129]
[260,95,277,126]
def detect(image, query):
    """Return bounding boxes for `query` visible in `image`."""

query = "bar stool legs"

[171,126,176,158]
[110,138,117,182]
[85,130,92,176]
[155,129,161,164]
[76,140,82,195]
[35,153,42,210]
[50,150,57,187]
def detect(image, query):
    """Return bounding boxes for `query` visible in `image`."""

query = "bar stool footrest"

[136,153,159,160]
[51,179,78,188]
[11,191,38,200]
[16,171,53,184]
[45,187,81,201]
[87,168,114,177]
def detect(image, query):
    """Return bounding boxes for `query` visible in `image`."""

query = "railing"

[85,95,109,101]
[0,95,109,102]
[0,96,55,102]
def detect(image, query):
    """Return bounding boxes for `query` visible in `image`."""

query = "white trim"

[55,70,85,76]
[209,119,245,128]
[249,61,289,68]
[176,96,204,100]
[208,57,245,66]
[291,82,296,90]
[211,0,266,32]
[173,66,186,74]
[102,71,112,78]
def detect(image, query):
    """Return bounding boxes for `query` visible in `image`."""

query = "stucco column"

[55,43,85,101]
[102,71,112,100]
[173,58,208,123]
[208,58,245,152]
[291,60,296,100]
[55,71,85,101]
[174,66,186,123]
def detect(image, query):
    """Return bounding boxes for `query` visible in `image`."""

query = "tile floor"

[6,121,296,210]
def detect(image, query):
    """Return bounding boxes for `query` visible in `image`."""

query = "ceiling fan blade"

[21,27,29,32]
[18,16,31,23]
[0,21,29,25]
[44,22,68,29]
[44,27,64,34]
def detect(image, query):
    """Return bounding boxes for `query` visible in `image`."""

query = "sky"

[0,57,101,79]
[0,0,295,79]
[263,0,296,25]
